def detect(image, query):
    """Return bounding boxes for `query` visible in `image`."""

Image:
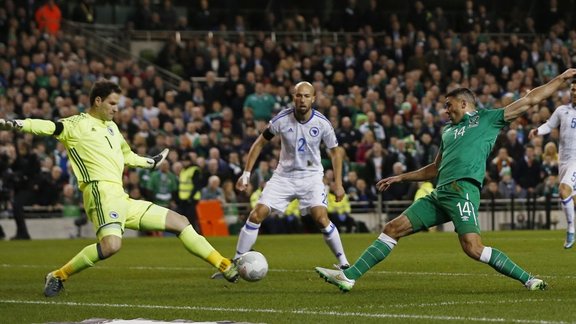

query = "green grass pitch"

[1,230,575,323]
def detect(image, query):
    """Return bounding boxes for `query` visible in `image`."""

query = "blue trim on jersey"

[313,110,331,124]
[270,108,294,124]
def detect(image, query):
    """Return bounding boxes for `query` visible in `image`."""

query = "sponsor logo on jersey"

[109,211,119,219]
[288,127,293,132]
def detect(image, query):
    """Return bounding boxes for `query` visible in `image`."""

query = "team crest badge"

[107,126,114,136]
[468,114,479,127]
[309,127,319,137]
[109,211,119,219]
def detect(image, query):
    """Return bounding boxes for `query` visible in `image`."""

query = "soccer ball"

[237,251,268,282]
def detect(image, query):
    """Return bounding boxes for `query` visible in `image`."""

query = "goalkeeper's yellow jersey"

[22,113,151,189]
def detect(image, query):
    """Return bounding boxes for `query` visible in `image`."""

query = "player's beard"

[296,105,310,116]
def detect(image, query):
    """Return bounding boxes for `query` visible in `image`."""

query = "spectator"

[358,111,385,143]
[382,162,416,201]
[489,147,514,181]
[481,180,503,199]
[336,116,362,160]
[243,82,275,122]
[146,159,178,209]
[513,144,542,192]
[191,0,216,30]
[364,142,391,189]
[201,175,225,203]
[327,181,355,233]
[35,0,61,36]
[9,139,40,240]
[177,154,202,233]
[351,178,376,212]
[355,130,376,164]
[158,0,178,30]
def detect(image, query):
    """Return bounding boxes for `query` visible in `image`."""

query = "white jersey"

[268,108,338,178]
[545,104,576,163]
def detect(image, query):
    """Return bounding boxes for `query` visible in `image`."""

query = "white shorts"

[559,163,576,191]
[258,173,327,215]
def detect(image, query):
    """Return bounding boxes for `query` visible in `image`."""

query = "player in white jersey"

[223,81,350,271]
[529,79,576,248]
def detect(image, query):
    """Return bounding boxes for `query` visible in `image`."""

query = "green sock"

[179,225,216,260]
[344,239,393,280]
[488,248,532,284]
[53,244,100,280]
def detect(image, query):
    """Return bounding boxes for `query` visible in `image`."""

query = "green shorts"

[82,181,169,239]
[404,179,481,235]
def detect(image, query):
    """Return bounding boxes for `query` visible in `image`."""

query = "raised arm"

[0,118,60,136]
[504,68,576,122]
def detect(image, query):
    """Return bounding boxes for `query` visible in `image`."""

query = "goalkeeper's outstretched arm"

[0,118,63,136]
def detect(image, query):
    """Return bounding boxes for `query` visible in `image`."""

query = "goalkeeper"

[0,80,238,297]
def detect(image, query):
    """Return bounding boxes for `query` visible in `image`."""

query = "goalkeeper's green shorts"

[82,181,168,239]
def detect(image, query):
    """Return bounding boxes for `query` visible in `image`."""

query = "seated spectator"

[350,178,376,213]
[481,180,503,199]
[200,175,225,203]
[355,130,376,164]
[512,144,542,193]
[382,162,416,201]
[243,82,275,122]
[35,0,61,36]
[499,170,527,199]
[358,111,385,142]
[490,147,514,181]
[540,141,559,179]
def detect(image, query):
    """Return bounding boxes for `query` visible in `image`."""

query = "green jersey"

[437,108,508,187]
[22,114,151,188]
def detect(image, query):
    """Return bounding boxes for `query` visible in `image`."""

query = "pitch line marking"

[1,264,575,279]
[1,263,575,280]
[0,299,569,324]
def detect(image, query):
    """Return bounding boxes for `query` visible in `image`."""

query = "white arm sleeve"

[537,123,552,136]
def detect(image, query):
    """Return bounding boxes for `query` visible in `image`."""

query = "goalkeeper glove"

[0,119,23,131]
[147,148,169,170]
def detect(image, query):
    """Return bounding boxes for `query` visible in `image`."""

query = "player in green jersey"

[316,68,576,292]
[0,80,239,297]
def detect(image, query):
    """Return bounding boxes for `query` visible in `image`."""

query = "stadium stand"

[0,0,574,239]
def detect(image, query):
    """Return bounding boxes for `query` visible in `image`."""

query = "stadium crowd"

[0,0,575,239]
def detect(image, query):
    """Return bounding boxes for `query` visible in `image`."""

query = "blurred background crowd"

[0,0,575,239]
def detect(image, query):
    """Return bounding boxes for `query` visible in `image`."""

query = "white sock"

[234,220,261,259]
[561,197,575,234]
[479,246,493,263]
[321,222,349,266]
[377,233,398,249]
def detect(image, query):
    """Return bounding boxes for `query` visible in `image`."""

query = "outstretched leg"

[316,214,412,292]
[148,208,238,283]
[460,233,547,290]
[45,226,122,297]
